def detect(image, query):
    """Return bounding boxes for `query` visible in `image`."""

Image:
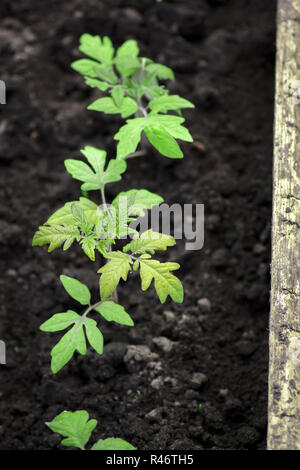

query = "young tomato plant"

[72,34,194,159]
[33,35,194,376]
[46,410,136,450]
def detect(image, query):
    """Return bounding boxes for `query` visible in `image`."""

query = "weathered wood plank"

[268,0,300,450]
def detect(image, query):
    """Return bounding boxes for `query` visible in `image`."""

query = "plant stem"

[125,149,147,159]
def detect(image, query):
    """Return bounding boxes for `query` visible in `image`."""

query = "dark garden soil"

[0,0,276,450]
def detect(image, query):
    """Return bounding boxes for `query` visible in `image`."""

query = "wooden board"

[268,0,300,450]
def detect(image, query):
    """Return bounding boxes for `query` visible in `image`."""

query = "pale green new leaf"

[80,236,96,261]
[64,159,99,190]
[114,118,146,158]
[123,229,175,255]
[32,224,80,252]
[149,114,193,142]
[46,410,97,450]
[139,257,183,303]
[115,39,140,76]
[149,94,194,114]
[88,96,138,118]
[112,189,164,217]
[84,77,110,91]
[47,197,101,226]
[144,123,183,158]
[60,274,91,305]
[116,39,139,58]
[71,59,101,77]
[65,146,126,190]
[98,251,132,300]
[111,85,124,107]
[78,34,114,64]
[92,438,136,450]
[146,63,174,80]
[94,301,134,326]
[40,310,80,332]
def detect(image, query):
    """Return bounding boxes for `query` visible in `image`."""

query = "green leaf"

[32,224,80,252]
[149,114,193,142]
[46,410,97,450]
[112,189,164,217]
[65,159,99,190]
[139,257,183,303]
[71,203,93,234]
[94,301,134,326]
[65,146,126,190]
[88,96,138,118]
[114,118,146,158]
[98,251,132,300]
[80,236,96,261]
[149,94,194,114]
[84,77,110,91]
[60,274,91,305]
[146,63,174,80]
[40,310,81,332]
[94,64,118,84]
[84,318,103,355]
[115,56,140,77]
[123,229,175,254]
[115,39,140,76]
[78,34,114,64]
[116,39,139,59]
[71,59,101,77]
[111,85,124,107]
[92,438,136,450]
[50,322,86,373]
[144,123,183,158]
[47,197,101,226]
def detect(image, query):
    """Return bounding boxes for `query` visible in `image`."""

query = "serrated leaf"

[114,118,146,158]
[60,274,91,305]
[115,39,140,76]
[32,224,80,252]
[123,229,175,254]
[71,203,93,234]
[47,197,101,226]
[78,34,114,65]
[71,59,101,77]
[98,251,132,300]
[92,438,136,450]
[65,159,99,190]
[111,85,124,107]
[146,63,174,80]
[65,146,126,190]
[149,114,193,142]
[40,310,81,332]
[84,77,110,91]
[94,64,118,84]
[112,189,164,217]
[50,322,86,373]
[46,410,97,450]
[80,236,96,261]
[139,258,183,303]
[88,96,138,118]
[84,318,103,354]
[144,123,183,159]
[149,94,194,114]
[94,301,134,326]
[116,39,139,59]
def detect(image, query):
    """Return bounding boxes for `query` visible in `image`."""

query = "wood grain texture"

[268,0,300,450]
